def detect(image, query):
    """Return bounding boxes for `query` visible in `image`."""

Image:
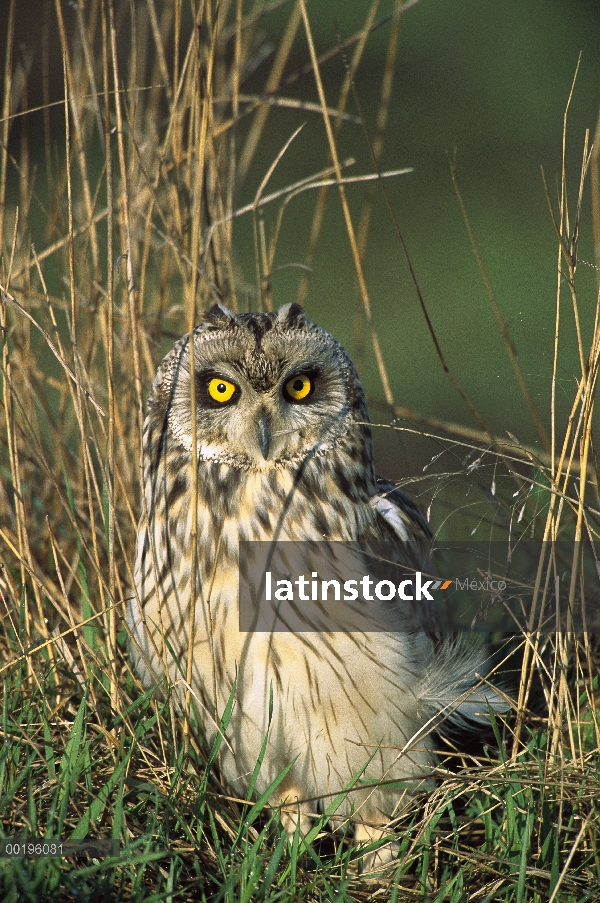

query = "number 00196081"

[0,839,119,857]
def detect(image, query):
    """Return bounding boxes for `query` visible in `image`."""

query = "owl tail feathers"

[418,637,510,733]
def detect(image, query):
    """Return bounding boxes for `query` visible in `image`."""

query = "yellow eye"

[284,373,313,402]
[207,377,237,404]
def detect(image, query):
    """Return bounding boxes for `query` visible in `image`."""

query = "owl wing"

[369,476,432,544]
[358,476,434,624]
[366,478,509,725]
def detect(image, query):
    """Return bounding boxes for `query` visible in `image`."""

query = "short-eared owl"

[128,303,503,860]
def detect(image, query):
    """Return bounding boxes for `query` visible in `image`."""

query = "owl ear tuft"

[203,303,237,329]
[276,302,307,329]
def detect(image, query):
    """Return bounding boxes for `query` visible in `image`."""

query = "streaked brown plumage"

[128,303,503,861]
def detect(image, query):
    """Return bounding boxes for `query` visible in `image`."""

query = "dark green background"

[233,0,600,480]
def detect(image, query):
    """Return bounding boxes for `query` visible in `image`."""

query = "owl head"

[147,302,373,472]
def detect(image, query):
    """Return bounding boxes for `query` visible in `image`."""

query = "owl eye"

[284,373,313,402]
[207,377,237,404]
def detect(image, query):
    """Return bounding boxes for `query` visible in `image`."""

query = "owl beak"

[256,411,271,460]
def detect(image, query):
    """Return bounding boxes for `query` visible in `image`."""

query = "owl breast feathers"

[128,302,505,858]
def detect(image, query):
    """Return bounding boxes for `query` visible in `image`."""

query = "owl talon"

[353,823,398,875]
[278,800,313,841]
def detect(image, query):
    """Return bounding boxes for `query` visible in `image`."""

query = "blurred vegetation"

[3,0,600,455]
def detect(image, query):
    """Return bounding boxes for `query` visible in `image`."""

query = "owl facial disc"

[155,303,369,470]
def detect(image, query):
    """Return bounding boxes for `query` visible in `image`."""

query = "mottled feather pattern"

[128,303,503,858]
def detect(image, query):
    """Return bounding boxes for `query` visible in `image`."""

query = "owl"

[128,303,503,865]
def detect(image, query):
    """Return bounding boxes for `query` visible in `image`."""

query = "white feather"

[370,494,410,541]
[418,637,509,729]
